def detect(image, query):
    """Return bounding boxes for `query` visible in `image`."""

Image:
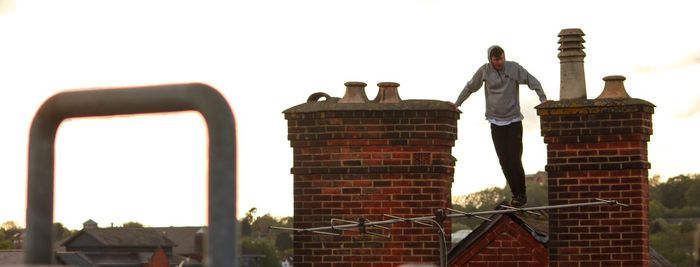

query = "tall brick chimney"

[538,29,655,267]
[284,82,459,266]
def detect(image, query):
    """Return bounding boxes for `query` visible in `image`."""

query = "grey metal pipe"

[26,83,237,266]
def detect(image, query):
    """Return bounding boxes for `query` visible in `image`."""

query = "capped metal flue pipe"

[338,81,369,103]
[373,82,402,103]
[596,75,631,99]
[337,81,403,104]
[558,28,587,100]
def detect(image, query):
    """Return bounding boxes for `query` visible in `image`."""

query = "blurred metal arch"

[26,83,238,267]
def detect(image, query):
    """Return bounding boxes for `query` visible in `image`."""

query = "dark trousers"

[490,121,526,198]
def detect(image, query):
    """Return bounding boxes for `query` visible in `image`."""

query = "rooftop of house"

[448,204,674,267]
[151,226,204,255]
[55,251,97,266]
[447,205,548,261]
[61,228,176,248]
[56,251,198,267]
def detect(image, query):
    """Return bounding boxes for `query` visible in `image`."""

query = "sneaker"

[509,195,527,208]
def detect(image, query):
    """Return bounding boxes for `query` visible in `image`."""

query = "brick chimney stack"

[284,82,459,266]
[538,29,655,266]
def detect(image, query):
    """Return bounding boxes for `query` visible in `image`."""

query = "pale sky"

[1,0,698,230]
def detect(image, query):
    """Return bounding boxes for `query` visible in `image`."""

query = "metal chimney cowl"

[338,81,369,103]
[373,82,402,103]
[596,75,631,99]
[558,28,587,100]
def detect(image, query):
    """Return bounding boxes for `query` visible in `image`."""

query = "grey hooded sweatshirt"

[455,45,547,122]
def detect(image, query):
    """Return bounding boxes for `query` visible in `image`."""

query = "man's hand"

[446,101,458,110]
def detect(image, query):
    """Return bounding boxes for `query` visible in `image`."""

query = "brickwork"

[537,99,654,267]
[144,247,169,267]
[285,100,459,267]
[449,215,548,267]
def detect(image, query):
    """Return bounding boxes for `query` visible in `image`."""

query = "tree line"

[648,174,700,266]
[0,221,73,249]
[239,207,293,267]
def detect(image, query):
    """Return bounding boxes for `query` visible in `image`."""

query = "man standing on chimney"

[449,45,548,207]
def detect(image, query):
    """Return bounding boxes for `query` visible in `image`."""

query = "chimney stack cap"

[558,28,585,37]
[597,75,631,99]
[602,75,626,82]
[344,81,367,87]
[377,82,400,87]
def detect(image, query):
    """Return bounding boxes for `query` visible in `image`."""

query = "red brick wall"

[450,215,548,267]
[285,101,459,267]
[537,99,654,267]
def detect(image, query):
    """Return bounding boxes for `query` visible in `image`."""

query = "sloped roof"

[448,204,549,259]
[57,250,200,267]
[81,252,142,266]
[151,226,203,255]
[56,251,97,266]
[650,248,675,267]
[511,209,549,243]
[448,205,675,267]
[448,213,543,261]
[62,228,176,247]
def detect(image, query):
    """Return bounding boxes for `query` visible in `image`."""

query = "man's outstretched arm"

[455,65,486,106]
[515,63,547,103]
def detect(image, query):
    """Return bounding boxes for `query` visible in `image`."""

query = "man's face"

[490,54,505,70]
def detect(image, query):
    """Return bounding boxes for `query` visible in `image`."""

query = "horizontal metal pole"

[269,226,340,236]
[445,208,492,222]
[271,199,626,234]
[384,214,434,227]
